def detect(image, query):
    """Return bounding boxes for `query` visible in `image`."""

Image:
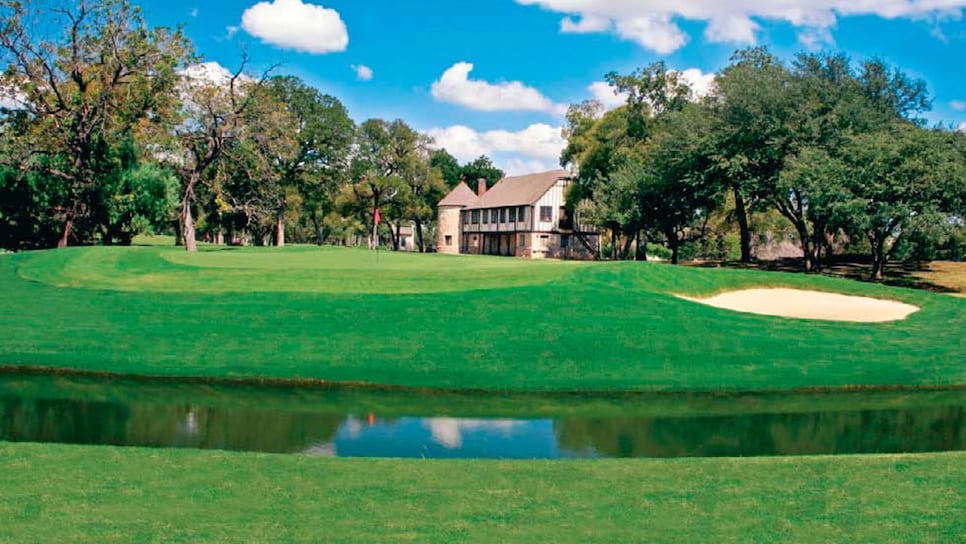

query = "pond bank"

[2,442,963,542]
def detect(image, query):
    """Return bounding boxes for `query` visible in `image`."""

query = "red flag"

[374,208,381,225]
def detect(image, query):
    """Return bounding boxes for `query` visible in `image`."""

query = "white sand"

[679,288,920,322]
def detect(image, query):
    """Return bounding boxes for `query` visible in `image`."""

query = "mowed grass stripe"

[1,246,964,391]
[1,442,963,543]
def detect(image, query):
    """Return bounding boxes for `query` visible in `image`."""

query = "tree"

[263,76,354,246]
[172,59,268,252]
[430,149,461,188]
[838,124,954,280]
[459,155,504,189]
[0,0,190,247]
[707,47,792,263]
[402,135,447,252]
[344,119,417,249]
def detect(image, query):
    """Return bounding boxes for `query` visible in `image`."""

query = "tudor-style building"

[436,170,599,259]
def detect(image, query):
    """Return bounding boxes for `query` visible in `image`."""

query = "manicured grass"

[1,441,963,542]
[2,245,965,391]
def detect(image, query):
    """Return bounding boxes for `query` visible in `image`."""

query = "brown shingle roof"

[438,181,480,208]
[466,170,570,209]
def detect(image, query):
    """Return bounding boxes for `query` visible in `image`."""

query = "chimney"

[477,178,487,197]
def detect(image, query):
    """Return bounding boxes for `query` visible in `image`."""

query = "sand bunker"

[680,288,920,322]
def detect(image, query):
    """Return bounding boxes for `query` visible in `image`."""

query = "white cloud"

[225,26,240,39]
[190,8,199,17]
[588,81,628,109]
[705,14,759,44]
[431,62,566,115]
[179,62,237,87]
[427,123,566,164]
[587,68,714,111]
[958,121,966,133]
[615,15,688,54]
[241,0,348,54]
[951,100,966,111]
[798,26,835,49]
[352,64,373,81]
[679,68,715,98]
[0,84,28,110]
[515,0,966,53]
[504,158,558,176]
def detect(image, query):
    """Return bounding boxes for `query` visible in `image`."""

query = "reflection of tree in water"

[554,408,966,458]
[0,397,344,453]
[0,397,131,446]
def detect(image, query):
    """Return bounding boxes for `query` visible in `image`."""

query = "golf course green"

[3,245,966,541]
[1,244,964,391]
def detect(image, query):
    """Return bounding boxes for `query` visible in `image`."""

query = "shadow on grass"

[686,255,963,295]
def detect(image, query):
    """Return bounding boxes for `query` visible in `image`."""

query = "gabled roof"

[466,170,570,210]
[438,181,480,208]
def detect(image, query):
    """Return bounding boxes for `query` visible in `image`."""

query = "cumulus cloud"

[614,15,689,54]
[431,62,566,115]
[951,100,966,111]
[426,123,566,164]
[705,14,760,44]
[352,64,373,81]
[587,68,715,110]
[241,0,348,54]
[0,84,28,110]
[588,81,628,109]
[515,0,966,53]
[179,62,239,87]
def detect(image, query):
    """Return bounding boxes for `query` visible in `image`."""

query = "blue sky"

[137,0,966,174]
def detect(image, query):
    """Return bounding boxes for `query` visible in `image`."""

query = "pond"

[3,371,966,459]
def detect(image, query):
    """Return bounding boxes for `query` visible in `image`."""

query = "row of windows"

[462,206,556,226]
[464,206,529,225]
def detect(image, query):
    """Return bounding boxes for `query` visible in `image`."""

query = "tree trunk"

[57,213,74,248]
[621,234,634,260]
[734,187,752,263]
[639,232,648,262]
[415,218,425,253]
[870,233,886,281]
[611,229,618,260]
[275,210,285,248]
[182,201,197,252]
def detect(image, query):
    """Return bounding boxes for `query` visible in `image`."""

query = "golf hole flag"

[374,208,381,225]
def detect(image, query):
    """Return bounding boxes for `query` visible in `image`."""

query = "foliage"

[0,0,191,248]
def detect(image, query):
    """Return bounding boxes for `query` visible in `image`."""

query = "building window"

[445,235,453,246]
[540,206,552,222]
[482,210,489,224]
[471,210,480,224]
[518,235,525,247]
[462,211,469,225]
[491,209,499,223]
[500,208,507,223]
[561,235,570,249]
[519,206,526,222]
[509,208,517,222]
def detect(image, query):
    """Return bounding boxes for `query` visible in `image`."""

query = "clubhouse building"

[436,170,599,259]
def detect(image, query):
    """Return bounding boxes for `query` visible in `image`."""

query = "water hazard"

[3,372,966,458]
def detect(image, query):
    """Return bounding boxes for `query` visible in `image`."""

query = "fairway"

[2,442,964,543]
[1,245,964,392]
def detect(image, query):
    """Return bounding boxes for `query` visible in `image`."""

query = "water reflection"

[2,373,966,458]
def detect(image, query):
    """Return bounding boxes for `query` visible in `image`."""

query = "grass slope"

[2,246,964,392]
[1,442,963,543]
